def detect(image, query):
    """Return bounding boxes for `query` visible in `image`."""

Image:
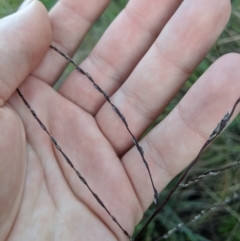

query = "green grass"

[1,0,240,240]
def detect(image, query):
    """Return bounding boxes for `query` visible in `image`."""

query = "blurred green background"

[1,0,240,240]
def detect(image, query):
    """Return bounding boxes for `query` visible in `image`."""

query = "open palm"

[1,0,240,240]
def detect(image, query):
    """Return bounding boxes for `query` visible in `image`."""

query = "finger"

[59,0,183,114]
[122,53,240,212]
[0,105,26,240]
[96,0,231,155]
[32,0,111,86]
[0,0,51,107]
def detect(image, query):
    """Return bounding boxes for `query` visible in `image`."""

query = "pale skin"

[1,0,240,240]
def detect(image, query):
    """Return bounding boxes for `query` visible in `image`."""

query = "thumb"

[0,1,51,239]
[0,0,52,107]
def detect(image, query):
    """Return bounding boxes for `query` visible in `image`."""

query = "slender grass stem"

[179,160,240,188]
[16,88,133,241]
[156,191,239,240]
[135,97,240,240]
[50,45,159,207]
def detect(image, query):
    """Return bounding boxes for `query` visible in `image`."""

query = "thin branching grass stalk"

[135,99,240,240]
[179,160,240,188]
[156,192,240,240]
[50,45,159,208]
[16,88,134,241]
[17,45,240,241]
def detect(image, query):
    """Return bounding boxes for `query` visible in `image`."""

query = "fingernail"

[18,0,34,11]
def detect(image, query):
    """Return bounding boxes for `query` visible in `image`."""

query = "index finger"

[32,0,111,86]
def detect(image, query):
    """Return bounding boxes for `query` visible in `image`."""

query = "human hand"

[1,0,239,240]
